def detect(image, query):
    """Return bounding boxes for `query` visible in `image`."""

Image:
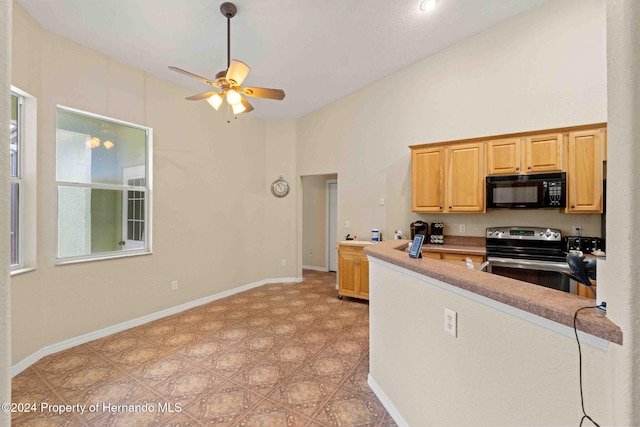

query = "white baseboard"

[367,374,410,427]
[302,265,329,272]
[11,276,301,377]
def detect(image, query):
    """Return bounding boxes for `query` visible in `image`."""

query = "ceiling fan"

[169,2,285,117]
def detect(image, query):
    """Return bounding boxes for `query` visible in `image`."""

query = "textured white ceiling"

[17,0,544,120]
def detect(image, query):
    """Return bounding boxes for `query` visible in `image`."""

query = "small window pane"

[56,109,146,185]
[10,95,18,178]
[10,183,19,266]
[57,187,125,258]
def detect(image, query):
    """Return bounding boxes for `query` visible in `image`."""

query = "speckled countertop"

[364,240,622,345]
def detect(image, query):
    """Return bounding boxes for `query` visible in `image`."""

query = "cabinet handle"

[571,205,576,208]
[528,166,532,170]
[449,206,452,209]
[516,167,520,171]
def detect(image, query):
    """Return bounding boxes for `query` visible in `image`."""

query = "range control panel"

[486,226,562,241]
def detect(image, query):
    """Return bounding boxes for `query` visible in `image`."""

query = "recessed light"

[420,0,438,12]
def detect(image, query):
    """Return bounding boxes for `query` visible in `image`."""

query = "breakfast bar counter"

[364,240,621,344]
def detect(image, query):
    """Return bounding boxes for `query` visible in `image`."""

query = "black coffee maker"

[410,221,428,240]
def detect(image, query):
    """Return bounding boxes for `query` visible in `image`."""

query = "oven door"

[487,257,573,293]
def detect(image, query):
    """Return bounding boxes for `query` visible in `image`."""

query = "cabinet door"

[338,249,359,297]
[524,133,563,173]
[357,254,370,299]
[446,143,485,212]
[411,147,444,212]
[487,138,522,175]
[423,252,442,260]
[441,253,485,264]
[566,130,603,213]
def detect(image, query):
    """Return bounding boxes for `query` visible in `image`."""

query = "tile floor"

[11,270,397,426]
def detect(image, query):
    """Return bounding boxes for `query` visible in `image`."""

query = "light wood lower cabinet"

[423,251,485,266]
[337,243,369,300]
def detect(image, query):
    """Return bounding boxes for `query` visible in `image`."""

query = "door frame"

[326,179,337,272]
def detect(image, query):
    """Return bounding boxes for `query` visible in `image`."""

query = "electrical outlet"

[171,280,179,291]
[309,249,313,256]
[345,221,351,229]
[379,198,385,206]
[572,226,582,236]
[281,259,287,267]
[459,224,466,234]
[444,308,457,337]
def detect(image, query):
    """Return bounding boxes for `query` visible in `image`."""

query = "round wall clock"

[270,176,290,198]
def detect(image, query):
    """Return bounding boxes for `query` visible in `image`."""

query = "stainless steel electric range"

[485,226,572,292]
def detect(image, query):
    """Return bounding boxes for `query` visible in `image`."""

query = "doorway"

[301,174,338,272]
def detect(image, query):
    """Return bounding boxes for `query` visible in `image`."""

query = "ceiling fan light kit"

[169,2,285,120]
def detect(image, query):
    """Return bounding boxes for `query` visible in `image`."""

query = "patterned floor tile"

[154,366,223,410]
[182,379,263,425]
[232,356,298,397]
[314,388,387,427]
[266,370,339,418]
[203,346,260,379]
[236,398,312,427]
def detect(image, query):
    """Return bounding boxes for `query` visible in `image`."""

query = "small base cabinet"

[337,243,370,300]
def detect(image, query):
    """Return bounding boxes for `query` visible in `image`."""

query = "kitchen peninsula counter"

[364,240,622,345]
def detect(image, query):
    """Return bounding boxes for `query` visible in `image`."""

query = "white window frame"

[55,106,153,264]
[10,87,37,276]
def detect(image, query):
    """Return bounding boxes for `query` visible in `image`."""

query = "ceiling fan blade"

[240,96,254,113]
[226,60,250,87]
[185,90,221,101]
[242,87,286,100]
[168,66,220,87]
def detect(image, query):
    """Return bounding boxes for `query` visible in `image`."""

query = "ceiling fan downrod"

[220,2,237,69]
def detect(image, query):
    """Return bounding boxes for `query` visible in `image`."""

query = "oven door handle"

[487,257,572,274]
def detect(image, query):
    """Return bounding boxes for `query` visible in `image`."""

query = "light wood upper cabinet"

[566,129,604,213]
[411,142,484,213]
[486,138,522,175]
[487,134,562,175]
[411,146,444,212]
[525,133,563,173]
[446,142,485,212]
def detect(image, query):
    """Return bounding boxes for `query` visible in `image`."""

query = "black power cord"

[573,305,605,427]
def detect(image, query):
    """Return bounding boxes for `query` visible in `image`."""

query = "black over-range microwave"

[486,172,566,209]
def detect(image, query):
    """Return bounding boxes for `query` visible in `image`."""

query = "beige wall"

[263,120,299,279]
[9,3,299,363]
[302,174,337,269]
[369,261,615,426]
[297,0,606,241]
[1,0,12,422]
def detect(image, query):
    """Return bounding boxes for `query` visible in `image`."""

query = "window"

[10,93,21,266]
[10,87,37,274]
[56,107,152,262]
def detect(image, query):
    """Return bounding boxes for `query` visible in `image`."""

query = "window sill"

[10,267,38,277]
[56,250,152,266]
